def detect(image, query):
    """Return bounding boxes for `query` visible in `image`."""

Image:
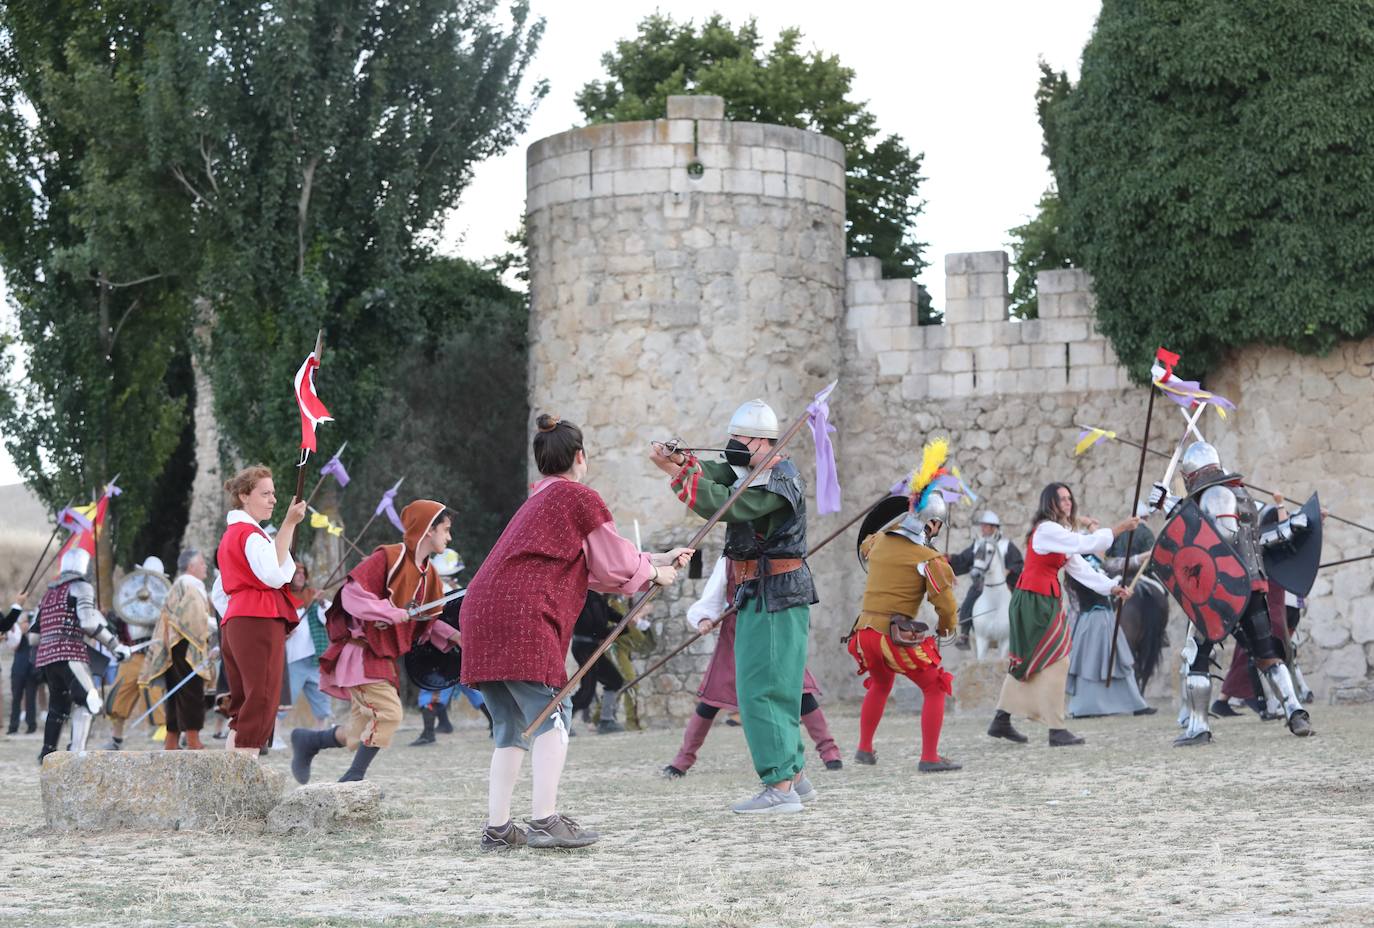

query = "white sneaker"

[794,773,817,804]
[730,785,804,814]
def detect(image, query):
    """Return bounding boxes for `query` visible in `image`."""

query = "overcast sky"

[0,1,1100,486]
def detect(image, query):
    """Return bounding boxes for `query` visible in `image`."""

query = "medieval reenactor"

[948,510,1023,649]
[290,499,459,783]
[663,554,842,779]
[847,438,961,772]
[649,399,819,814]
[30,547,131,760]
[213,465,306,756]
[411,548,491,746]
[987,483,1139,747]
[103,555,171,748]
[462,415,691,851]
[569,591,634,734]
[1149,443,1317,745]
[139,549,216,749]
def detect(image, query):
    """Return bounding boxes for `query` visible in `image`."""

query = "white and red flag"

[294,350,333,452]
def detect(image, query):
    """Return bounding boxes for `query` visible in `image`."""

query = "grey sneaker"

[480,820,528,852]
[793,773,817,804]
[730,784,804,814]
[526,814,600,849]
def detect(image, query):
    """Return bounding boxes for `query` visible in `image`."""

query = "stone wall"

[526,97,1374,719]
[526,96,847,718]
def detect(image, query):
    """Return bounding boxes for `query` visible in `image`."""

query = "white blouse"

[687,556,730,629]
[1031,521,1117,596]
[209,510,297,617]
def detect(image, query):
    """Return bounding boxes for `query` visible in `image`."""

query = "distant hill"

[0,482,49,540]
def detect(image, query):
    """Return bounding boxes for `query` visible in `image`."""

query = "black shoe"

[25,726,36,734]
[291,727,336,785]
[1287,710,1314,737]
[1133,706,1158,716]
[5,727,16,735]
[597,719,625,734]
[724,716,741,727]
[918,757,963,773]
[410,732,437,747]
[1048,729,1085,747]
[661,765,686,779]
[854,749,877,765]
[1210,699,1241,718]
[824,758,843,771]
[1243,697,1265,715]
[1173,730,1213,747]
[435,705,454,735]
[987,711,1028,744]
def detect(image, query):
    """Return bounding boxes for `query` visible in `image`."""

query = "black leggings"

[570,640,626,712]
[9,648,38,731]
[696,692,819,720]
[41,662,93,753]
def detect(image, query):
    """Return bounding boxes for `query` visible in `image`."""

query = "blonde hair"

[224,465,273,510]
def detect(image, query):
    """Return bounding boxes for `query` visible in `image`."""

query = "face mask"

[725,438,752,468]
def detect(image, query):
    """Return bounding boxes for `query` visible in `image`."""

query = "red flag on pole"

[294,351,333,452]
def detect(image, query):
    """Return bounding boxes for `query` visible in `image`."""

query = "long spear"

[1105,375,1158,688]
[19,498,75,596]
[318,476,405,591]
[621,488,891,695]
[1075,425,1374,537]
[521,399,822,739]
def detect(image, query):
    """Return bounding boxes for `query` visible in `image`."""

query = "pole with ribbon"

[1105,350,1170,686]
[318,476,405,591]
[303,440,349,510]
[19,499,79,597]
[292,330,331,555]
[521,387,833,740]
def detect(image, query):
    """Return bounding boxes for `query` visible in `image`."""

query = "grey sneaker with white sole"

[793,773,817,804]
[730,784,804,814]
[525,814,600,849]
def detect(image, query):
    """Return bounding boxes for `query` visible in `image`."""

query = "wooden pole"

[521,401,821,739]
[621,488,891,695]
[1106,387,1156,687]
[19,498,75,596]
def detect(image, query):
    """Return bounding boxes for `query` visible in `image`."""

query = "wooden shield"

[1151,499,1253,643]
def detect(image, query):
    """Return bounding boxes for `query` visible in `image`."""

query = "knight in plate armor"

[651,398,819,815]
[1150,441,1315,744]
[28,547,131,761]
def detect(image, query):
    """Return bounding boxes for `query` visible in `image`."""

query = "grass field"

[1,700,1371,928]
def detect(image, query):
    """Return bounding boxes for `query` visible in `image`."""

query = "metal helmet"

[60,547,91,578]
[139,555,167,578]
[727,399,780,439]
[1179,441,1221,482]
[430,548,464,578]
[978,510,1000,527]
[912,488,949,528]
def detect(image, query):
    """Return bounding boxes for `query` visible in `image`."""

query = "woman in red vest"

[987,482,1138,747]
[460,414,692,851]
[215,465,305,754]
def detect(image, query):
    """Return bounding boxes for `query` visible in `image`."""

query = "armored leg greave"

[1263,664,1311,734]
[1292,661,1314,704]
[69,707,93,752]
[1174,673,1213,746]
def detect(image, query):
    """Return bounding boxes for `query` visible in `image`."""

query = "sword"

[407,588,465,617]
[127,649,219,730]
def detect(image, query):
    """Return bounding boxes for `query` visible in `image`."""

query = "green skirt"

[1006,589,1071,682]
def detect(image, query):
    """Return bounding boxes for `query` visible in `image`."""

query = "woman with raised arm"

[987,482,1138,747]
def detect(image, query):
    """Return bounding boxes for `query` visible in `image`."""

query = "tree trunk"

[182,299,229,556]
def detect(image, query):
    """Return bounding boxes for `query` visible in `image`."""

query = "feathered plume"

[907,437,949,498]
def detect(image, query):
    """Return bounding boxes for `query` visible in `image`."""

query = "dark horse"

[1109,528,1171,692]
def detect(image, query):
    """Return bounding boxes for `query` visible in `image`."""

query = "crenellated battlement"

[845,252,1131,399]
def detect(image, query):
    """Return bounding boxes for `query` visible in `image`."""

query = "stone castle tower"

[527,96,1374,716]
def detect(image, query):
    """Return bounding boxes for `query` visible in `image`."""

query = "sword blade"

[408,588,466,617]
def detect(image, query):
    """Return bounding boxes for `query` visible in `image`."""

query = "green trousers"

[733,598,810,784]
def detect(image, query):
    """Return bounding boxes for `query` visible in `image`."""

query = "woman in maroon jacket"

[461,414,691,851]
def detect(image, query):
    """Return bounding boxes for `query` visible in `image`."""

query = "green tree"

[1050,0,1374,379]
[577,14,935,321]
[143,0,547,483]
[1007,61,1076,319]
[0,2,197,565]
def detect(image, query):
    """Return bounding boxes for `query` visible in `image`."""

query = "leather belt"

[731,558,804,583]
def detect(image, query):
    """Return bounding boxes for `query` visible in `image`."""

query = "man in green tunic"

[650,399,817,814]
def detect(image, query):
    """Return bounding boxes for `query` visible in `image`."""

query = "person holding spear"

[460,415,693,851]
[648,399,818,815]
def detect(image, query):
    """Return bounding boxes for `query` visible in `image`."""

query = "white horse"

[970,543,1012,660]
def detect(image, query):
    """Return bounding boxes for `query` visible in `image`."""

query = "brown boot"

[184,730,205,750]
[164,731,181,751]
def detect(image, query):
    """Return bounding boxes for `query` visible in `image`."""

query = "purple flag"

[57,507,92,533]
[806,381,841,515]
[321,453,351,488]
[104,481,122,498]
[375,484,403,532]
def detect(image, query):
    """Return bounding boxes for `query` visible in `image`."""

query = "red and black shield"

[1152,500,1253,643]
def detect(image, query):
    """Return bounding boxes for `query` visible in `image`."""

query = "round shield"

[856,495,912,565]
[1151,499,1253,643]
[114,568,171,632]
[404,641,462,691]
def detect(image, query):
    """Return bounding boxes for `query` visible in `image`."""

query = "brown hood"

[377,499,446,612]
